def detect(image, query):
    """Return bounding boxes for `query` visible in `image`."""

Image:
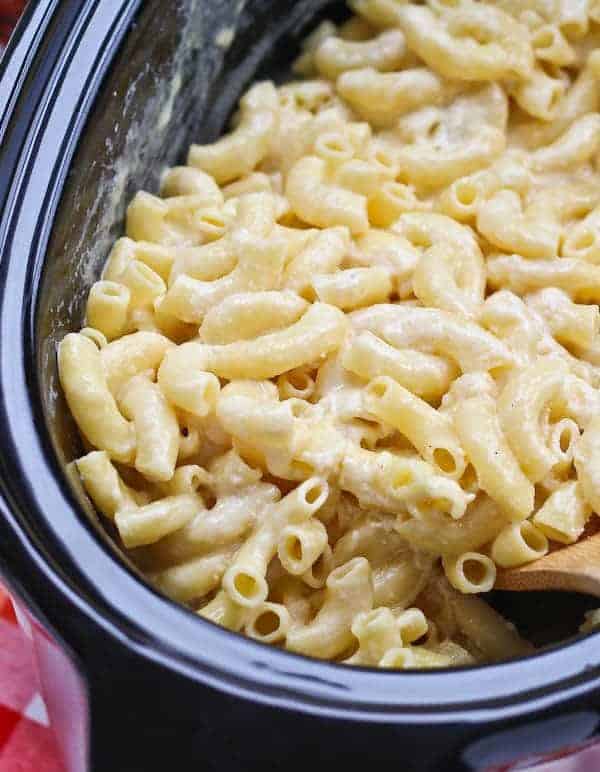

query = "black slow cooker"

[1,2,600,770]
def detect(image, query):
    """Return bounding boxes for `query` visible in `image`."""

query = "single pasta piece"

[151,549,235,604]
[115,494,203,549]
[76,450,139,520]
[313,128,361,169]
[286,155,369,234]
[442,552,496,594]
[368,181,427,228]
[351,304,515,373]
[222,172,274,198]
[412,242,486,318]
[118,374,180,483]
[365,376,466,479]
[547,418,580,474]
[157,354,220,419]
[277,519,329,576]
[509,66,566,122]
[336,67,443,127]
[188,82,279,184]
[200,291,309,345]
[491,522,549,568]
[162,464,213,496]
[396,211,482,257]
[337,15,374,41]
[312,267,392,310]
[58,333,135,464]
[160,166,224,201]
[477,190,561,259]
[410,642,476,669]
[168,238,237,285]
[396,496,507,557]
[342,331,458,403]
[533,481,591,546]
[335,155,396,197]
[498,358,570,484]
[314,29,407,79]
[438,173,489,224]
[293,20,338,75]
[86,281,130,341]
[244,602,292,644]
[393,124,506,191]
[397,608,428,645]
[286,557,374,659]
[453,392,535,522]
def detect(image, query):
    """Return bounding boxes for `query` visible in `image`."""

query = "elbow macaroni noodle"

[58,0,600,669]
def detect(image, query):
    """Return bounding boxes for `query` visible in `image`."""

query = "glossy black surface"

[0,1,600,769]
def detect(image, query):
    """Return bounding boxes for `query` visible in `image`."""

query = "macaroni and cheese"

[59,0,600,668]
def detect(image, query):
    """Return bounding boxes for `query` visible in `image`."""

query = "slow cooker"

[1,2,600,770]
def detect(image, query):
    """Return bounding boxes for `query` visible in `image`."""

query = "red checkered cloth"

[0,0,26,49]
[0,586,64,771]
[3,580,600,772]
[0,1,59,760]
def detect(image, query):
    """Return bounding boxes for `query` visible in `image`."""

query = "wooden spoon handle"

[496,530,600,597]
[495,566,600,596]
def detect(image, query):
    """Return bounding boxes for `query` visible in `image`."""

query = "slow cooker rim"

[1,0,599,724]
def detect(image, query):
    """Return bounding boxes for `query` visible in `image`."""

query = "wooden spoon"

[496,522,600,597]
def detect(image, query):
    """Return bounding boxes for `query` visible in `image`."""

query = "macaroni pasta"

[58,0,600,670]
